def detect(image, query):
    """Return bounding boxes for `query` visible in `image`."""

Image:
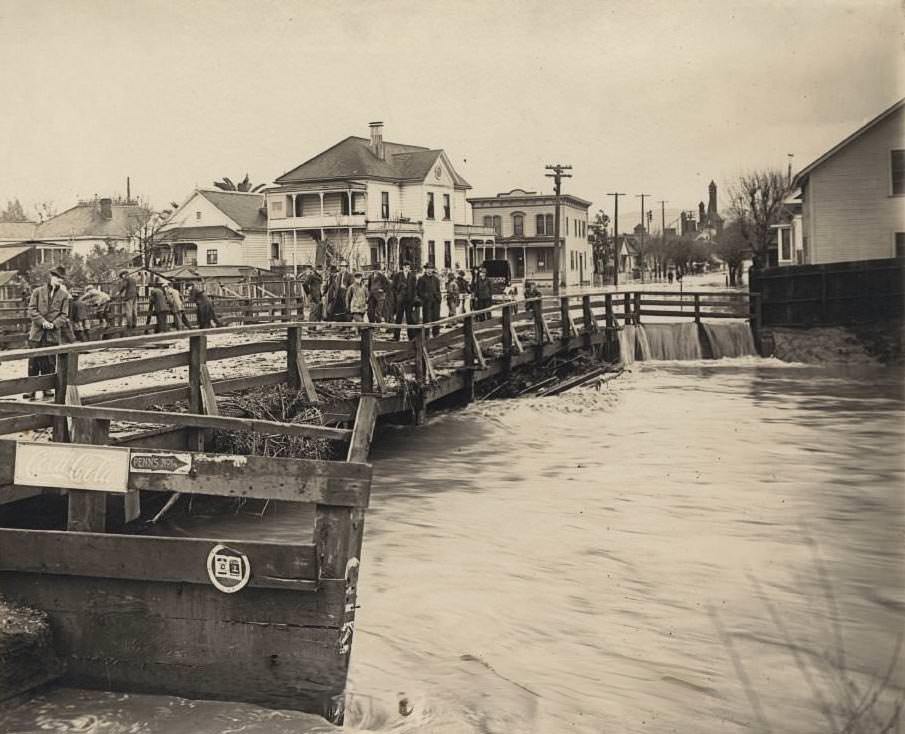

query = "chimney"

[100,198,113,220]
[369,121,385,160]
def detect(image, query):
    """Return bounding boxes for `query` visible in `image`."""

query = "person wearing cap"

[392,261,418,340]
[147,279,171,333]
[164,282,191,330]
[191,282,219,329]
[25,265,71,397]
[115,269,138,328]
[455,270,470,314]
[367,268,389,323]
[445,271,460,318]
[346,272,368,323]
[417,262,442,337]
[524,279,542,320]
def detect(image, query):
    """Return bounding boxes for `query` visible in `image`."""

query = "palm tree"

[212,174,265,193]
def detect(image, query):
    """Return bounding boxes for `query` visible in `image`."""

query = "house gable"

[163,191,246,233]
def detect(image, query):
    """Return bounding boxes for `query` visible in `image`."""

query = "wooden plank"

[369,352,386,393]
[0,402,351,441]
[472,328,487,369]
[510,320,524,354]
[0,374,56,398]
[76,351,190,386]
[359,327,373,395]
[0,442,371,506]
[200,364,219,416]
[67,417,110,533]
[346,396,378,463]
[206,340,286,362]
[0,529,318,589]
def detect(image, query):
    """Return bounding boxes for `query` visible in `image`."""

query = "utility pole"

[657,200,668,281]
[658,200,668,238]
[607,192,625,287]
[545,164,572,295]
[636,193,650,283]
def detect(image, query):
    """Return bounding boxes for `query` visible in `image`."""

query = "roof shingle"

[196,190,267,231]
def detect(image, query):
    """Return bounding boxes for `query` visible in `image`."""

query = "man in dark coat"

[147,281,170,333]
[116,270,138,328]
[191,284,219,329]
[455,270,470,314]
[417,263,442,337]
[392,261,418,340]
[367,269,389,323]
[26,266,71,397]
[472,266,493,321]
[304,268,323,321]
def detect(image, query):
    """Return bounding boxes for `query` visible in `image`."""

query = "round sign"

[206,543,251,593]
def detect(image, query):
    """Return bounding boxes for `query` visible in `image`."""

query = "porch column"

[523,246,527,277]
[293,230,298,269]
[347,190,353,218]
[291,193,297,218]
[319,192,324,218]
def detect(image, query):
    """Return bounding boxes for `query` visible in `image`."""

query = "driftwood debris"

[0,598,63,702]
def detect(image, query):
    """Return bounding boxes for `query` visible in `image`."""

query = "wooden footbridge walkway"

[0,288,751,722]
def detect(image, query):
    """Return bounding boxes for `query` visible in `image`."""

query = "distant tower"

[707,181,717,218]
[680,211,688,235]
[698,201,706,224]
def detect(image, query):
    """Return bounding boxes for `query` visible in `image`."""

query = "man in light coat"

[26,266,71,397]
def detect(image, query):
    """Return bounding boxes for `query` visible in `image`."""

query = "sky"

[0,0,902,232]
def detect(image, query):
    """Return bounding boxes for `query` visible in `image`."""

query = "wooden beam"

[0,402,351,441]
[359,327,373,395]
[66,416,110,533]
[346,396,378,464]
[0,529,318,590]
[0,441,371,507]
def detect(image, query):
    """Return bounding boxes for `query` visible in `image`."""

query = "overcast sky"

[0,0,902,231]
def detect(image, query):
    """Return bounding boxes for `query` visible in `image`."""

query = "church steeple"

[707,180,718,216]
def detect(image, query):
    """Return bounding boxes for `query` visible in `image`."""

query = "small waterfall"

[617,321,758,362]
[618,326,637,365]
[638,323,702,360]
[702,322,757,359]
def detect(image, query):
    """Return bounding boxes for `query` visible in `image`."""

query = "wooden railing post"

[53,352,78,442]
[560,295,571,340]
[694,293,701,323]
[582,294,594,349]
[188,334,207,452]
[462,314,475,404]
[67,416,111,532]
[413,327,425,384]
[359,326,373,395]
[605,293,615,330]
[624,293,632,325]
[501,303,513,373]
[633,292,642,325]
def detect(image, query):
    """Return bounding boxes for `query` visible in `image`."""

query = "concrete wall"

[805,107,905,264]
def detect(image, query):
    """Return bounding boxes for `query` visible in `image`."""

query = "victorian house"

[263,122,495,272]
[467,188,593,288]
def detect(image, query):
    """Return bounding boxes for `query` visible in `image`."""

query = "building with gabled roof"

[156,189,269,269]
[30,198,147,258]
[788,97,905,264]
[265,122,494,272]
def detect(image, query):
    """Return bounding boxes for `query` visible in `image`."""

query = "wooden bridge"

[0,287,752,721]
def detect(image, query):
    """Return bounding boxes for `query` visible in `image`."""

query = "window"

[892,150,905,195]
[353,192,366,215]
[536,251,546,271]
[571,251,575,270]
[547,214,554,235]
[341,193,350,215]
[535,214,545,235]
[780,228,792,261]
[483,215,493,228]
[195,211,201,221]
[484,215,502,236]
[444,241,452,268]
[381,191,390,219]
[513,213,524,236]
[443,194,451,220]
[427,192,435,219]
[271,200,283,216]
[271,242,281,261]
[294,196,304,217]
[428,240,436,267]
[896,232,905,258]
[206,249,218,265]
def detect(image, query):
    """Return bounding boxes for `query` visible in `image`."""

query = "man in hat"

[115,269,138,328]
[147,279,170,333]
[417,262,442,337]
[25,265,71,397]
[455,269,470,314]
[392,261,418,340]
[472,265,493,321]
[345,272,368,323]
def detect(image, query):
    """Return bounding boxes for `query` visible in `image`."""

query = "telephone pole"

[636,193,650,283]
[658,200,668,237]
[545,164,572,294]
[607,192,625,287]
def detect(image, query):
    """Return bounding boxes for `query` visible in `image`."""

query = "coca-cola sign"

[14,440,130,492]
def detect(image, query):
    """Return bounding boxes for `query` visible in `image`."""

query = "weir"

[620,321,757,362]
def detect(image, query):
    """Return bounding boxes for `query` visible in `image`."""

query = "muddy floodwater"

[2,359,903,733]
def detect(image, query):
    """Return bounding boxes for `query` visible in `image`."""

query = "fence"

[748,257,905,327]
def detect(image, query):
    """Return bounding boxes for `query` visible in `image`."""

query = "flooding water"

[3,358,904,733]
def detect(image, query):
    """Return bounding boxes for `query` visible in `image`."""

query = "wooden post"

[501,303,513,373]
[359,327,373,395]
[287,326,318,402]
[560,296,570,340]
[284,293,293,320]
[53,352,77,442]
[582,294,594,349]
[624,293,631,326]
[413,328,425,384]
[188,335,206,452]
[462,314,475,404]
[820,268,828,324]
[605,293,615,330]
[694,293,701,323]
[67,417,110,532]
[633,292,642,325]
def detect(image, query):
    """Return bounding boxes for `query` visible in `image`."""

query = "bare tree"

[0,198,28,222]
[714,220,750,286]
[727,169,788,266]
[588,209,610,278]
[127,204,177,269]
[33,201,57,223]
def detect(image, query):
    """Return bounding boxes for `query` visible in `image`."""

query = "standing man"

[455,270,470,314]
[191,283,220,329]
[346,272,369,323]
[147,280,170,333]
[164,281,191,329]
[417,262,442,337]
[392,261,418,341]
[367,269,388,323]
[472,265,493,321]
[445,271,460,318]
[26,266,71,398]
[116,269,138,329]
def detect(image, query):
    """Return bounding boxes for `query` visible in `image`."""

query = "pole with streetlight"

[607,192,625,287]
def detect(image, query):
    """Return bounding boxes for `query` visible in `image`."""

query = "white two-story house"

[264,122,495,272]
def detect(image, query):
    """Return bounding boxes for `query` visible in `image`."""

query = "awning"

[0,246,31,266]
